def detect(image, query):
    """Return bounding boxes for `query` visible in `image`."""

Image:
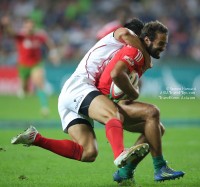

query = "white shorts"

[58,76,98,133]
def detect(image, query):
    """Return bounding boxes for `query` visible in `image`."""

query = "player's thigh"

[124,122,165,137]
[88,94,123,124]
[59,77,123,124]
[18,65,30,89]
[117,100,159,128]
[30,64,44,88]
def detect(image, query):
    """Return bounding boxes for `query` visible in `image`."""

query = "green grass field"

[0,95,200,187]
[0,95,200,120]
[1,128,200,187]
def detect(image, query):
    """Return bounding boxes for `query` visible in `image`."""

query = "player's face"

[24,20,34,34]
[145,33,168,59]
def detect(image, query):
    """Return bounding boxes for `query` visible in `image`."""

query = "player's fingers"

[150,61,153,68]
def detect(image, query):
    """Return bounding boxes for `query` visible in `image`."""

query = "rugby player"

[1,16,59,116]
[98,21,185,184]
[11,19,151,168]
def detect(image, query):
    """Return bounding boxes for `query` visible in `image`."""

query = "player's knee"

[148,105,160,120]
[81,147,98,162]
[104,109,124,123]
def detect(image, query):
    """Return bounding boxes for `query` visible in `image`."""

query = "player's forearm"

[111,71,139,99]
[46,38,56,50]
[46,38,60,65]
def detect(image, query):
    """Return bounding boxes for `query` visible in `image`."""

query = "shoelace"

[165,165,176,173]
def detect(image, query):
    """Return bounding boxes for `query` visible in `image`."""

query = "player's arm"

[114,28,152,71]
[111,61,139,100]
[1,16,17,37]
[45,36,60,65]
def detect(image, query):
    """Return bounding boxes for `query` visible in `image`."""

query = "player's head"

[23,18,34,34]
[140,20,168,59]
[124,18,144,36]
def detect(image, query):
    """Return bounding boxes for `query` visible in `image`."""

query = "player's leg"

[60,78,148,167]
[129,122,165,165]
[114,100,184,183]
[33,119,97,162]
[17,64,30,98]
[10,125,84,162]
[80,92,148,167]
[60,79,125,161]
[114,101,163,183]
[80,92,125,162]
[68,123,98,162]
[114,122,165,184]
[118,100,163,158]
[11,110,97,162]
[30,64,49,116]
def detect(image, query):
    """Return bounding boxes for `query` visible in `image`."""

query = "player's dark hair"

[124,18,144,36]
[140,20,168,42]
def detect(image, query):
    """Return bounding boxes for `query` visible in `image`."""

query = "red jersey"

[16,30,48,67]
[97,45,144,95]
[97,20,122,40]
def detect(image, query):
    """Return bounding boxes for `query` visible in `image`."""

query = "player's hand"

[49,49,61,66]
[1,16,10,26]
[142,60,153,74]
[49,56,61,66]
[126,86,139,100]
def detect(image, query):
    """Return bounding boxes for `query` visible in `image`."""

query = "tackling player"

[10,18,151,168]
[98,22,184,184]
[1,16,60,116]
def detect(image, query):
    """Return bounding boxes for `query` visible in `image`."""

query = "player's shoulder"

[34,29,48,37]
[120,45,144,65]
[121,45,141,55]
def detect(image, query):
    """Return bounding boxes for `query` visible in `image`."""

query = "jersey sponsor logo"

[123,55,134,66]
[23,39,41,49]
[23,39,32,49]
[134,50,143,63]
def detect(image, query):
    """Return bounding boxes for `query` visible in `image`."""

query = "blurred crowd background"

[0,0,200,65]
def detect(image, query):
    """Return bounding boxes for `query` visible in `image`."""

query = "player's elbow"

[111,69,120,82]
[135,92,139,100]
[115,28,130,42]
[120,29,131,42]
[119,28,130,37]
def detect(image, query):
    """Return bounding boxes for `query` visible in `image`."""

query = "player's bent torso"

[58,32,135,131]
[59,32,126,114]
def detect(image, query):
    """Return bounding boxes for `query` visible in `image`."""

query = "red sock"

[33,134,83,161]
[106,119,124,159]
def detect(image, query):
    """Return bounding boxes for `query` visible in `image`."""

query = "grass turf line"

[0,127,200,187]
[0,95,200,120]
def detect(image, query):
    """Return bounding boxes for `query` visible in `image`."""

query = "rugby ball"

[110,70,139,100]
